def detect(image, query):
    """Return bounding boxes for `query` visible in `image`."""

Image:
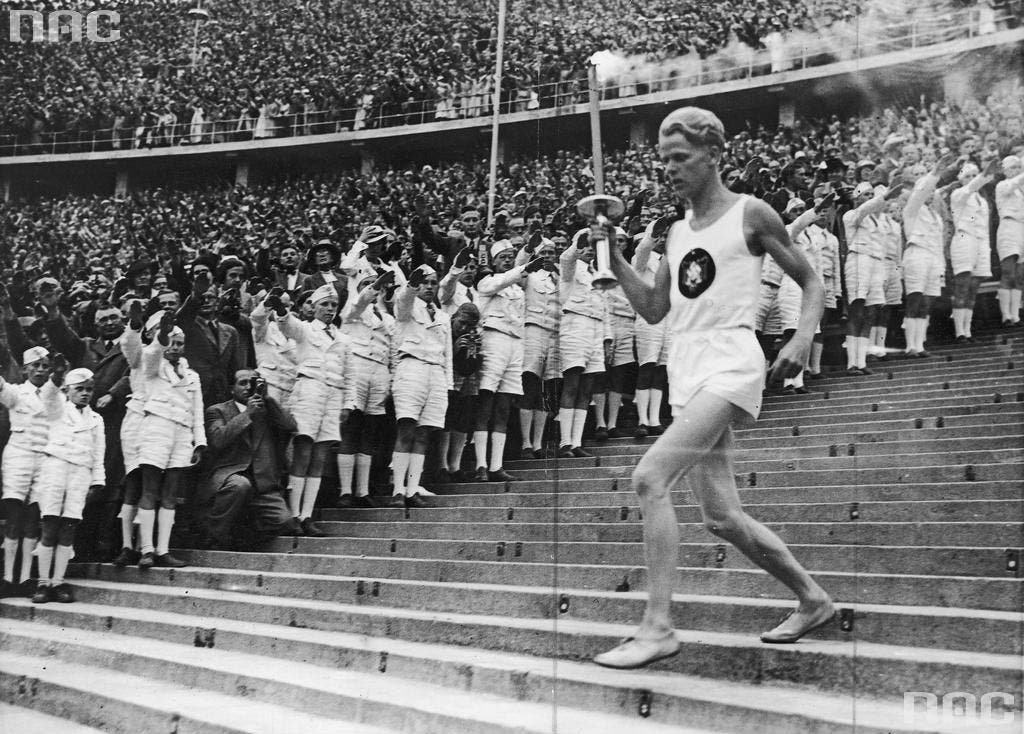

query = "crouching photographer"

[196,369,301,550]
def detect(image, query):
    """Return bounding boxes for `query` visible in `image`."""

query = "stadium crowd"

[9,0,1005,150]
[0,87,1022,605]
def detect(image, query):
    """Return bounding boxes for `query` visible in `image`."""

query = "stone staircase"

[0,332,1022,733]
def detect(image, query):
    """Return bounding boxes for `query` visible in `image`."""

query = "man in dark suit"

[198,369,300,549]
[41,295,131,561]
[175,275,241,405]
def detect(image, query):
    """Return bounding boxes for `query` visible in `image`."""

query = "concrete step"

[3,603,1003,734]
[420,481,1023,506]
[758,375,1024,411]
[0,652,400,734]
[246,533,1022,578]
[737,408,1023,440]
[585,422,1024,453]
[6,584,1019,709]
[164,551,1024,611]
[434,461,1022,493]
[503,439,1024,470]
[0,703,107,734]
[426,478,1021,501]
[746,400,1024,430]
[321,499,1024,525]
[750,393,1023,423]
[0,617,707,734]
[761,366,1024,397]
[56,571,1024,656]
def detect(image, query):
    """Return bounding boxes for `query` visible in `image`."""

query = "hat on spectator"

[856,159,876,172]
[64,368,94,387]
[824,157,847,173]
[853,182,874,198]
[22,346,49,366]
[302,239,341,273]
[293,289,315,311]
[490,239,515,258]
[1002,155,1022,173]
[34,276,61,293]
[784,198,807,214]
[359,225,391,246]
[882,134,905,150]
[144,312,165,333]
[310,284,337,304]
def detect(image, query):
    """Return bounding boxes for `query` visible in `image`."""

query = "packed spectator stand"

[1,0,1012,156]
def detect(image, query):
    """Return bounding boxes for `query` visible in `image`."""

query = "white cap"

[310,284,337,304]
[490,239,515,258]
[144,312,163,333]
[22,346,49,365]
[64,368,94,386]
[853,182,874,198]
[413,264,437,278]
[784,198,806,214]
[1002,155,1022,173]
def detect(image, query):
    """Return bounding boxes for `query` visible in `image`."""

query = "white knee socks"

[531,410,547,450]
[558,407,574,446]
[52,544,74,586]
[137,508,156,554]
[518,410,534,449]
[390,452,411,496]
[156,507,175,555]
[336,454,355,496]
[488,433,506,472]
[648,389,663,427]
[635,389,650,427]
[571,408,587,448]
[118,504,137,549]
[406,453,425,492]
[3,537,18,582]
[354,454,373,496]
[447,432,466,473]
[35,544,54,586]
[299,478,321,520]
[809,341,823,374]
[998,288,1012,321]
[287,475,305,517]
[19,537,36,582]
[607,393,622,429]
[473,430,489,469]
[592,393,607,428]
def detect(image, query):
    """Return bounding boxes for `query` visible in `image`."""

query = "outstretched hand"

[768,335,811,384]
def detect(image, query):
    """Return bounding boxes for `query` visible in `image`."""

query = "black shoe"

[488,468,515,482]
[647,424,664,436]
[382,495,406,508]
[454,469,476,483]
[138,552,155,570]
[518,447,536,460]
[781,385,796,395]
[558,444,575,458]
[571,446,594,458]
[634,425,649,438]
[956,335,968,344]
[859,367,873,375]
[17,579,36,598]
[51,583,75,603]
[532,449,546,460]
[153,553,186,568]
[335,494,355,508]
[1004,319,1014,328]
[966,336,976,344]
[300,518,326,538]
[354,495,377,508]
[593,427,609,442]
[607,427,627,439]
[113,548,141,567]
[845,366,862,376]
[915,350,931,358]
[0,579,18,598]
[806,372,823,380]
[31,585,52,604]
[404,494,427,508]
[473,466,489,483]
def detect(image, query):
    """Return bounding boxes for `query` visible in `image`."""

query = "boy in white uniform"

[596,106,833,669]
[390,266,453,505]
[0,347,53,597]
[270,284,350,535]
[518,236,561,458]
[557,230,611,458]
[136,312,206,569]
[336,270,394,507]
[592,227,636,440]
[995,155,1024,326]
[949,160,998,341]
[32,366,105,603]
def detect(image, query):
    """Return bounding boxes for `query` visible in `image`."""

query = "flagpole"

[486,0,508,227]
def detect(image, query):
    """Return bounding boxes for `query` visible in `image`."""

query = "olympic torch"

[577,60,624,290]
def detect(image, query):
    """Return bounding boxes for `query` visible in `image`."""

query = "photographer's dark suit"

[198,395,299,548]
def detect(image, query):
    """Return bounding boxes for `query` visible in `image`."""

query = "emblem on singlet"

[677,248,716,298]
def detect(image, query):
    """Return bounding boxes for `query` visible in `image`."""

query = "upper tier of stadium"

[2,0,1010,157]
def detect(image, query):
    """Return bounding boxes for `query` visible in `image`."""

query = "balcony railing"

[0,4,1018,158]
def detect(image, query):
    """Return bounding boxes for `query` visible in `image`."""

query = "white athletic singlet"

[666,194,762,335]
